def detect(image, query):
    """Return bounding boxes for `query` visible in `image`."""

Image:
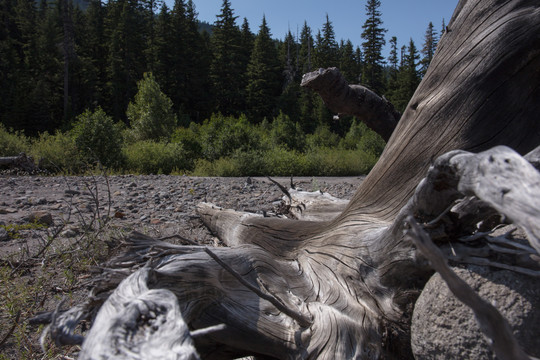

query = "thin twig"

[190,324,227,339]
[0,310,21,348]
[204,247,312,327]
[267,177,291,202]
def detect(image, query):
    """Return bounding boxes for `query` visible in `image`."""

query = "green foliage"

[361,0,387,94]
[171,123,202,160]
[126,72,177,142]
[0,222,47,240]
[209,0,244,116]
[313,14,339,68]
[270,112,306,151]
[191,146,378,177]
[306,125,340,150]
[29,131,81,173]
[340,119,367,149]
[246,16,281,122]
[123,140,190,174]
[0,124,29,156]
[306,148,378,176]
[358,127,386,156]
[70,107,124,168]
[199,113,262,161]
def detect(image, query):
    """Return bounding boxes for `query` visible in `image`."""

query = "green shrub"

[306,124,340,150]
[306,148,378,176]
[269,112,305,151]
[123,141,191,174]
[126,72,177,142]
[339,119,366,150]
[358,128,386,156]
[70,107,125,168]
[199,113,262,161]
[171,123,202,160]
[30,131,82,173]
[263,147,308,176]
[0,124,29,156]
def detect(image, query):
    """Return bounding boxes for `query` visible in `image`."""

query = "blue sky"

[165,0,459,59]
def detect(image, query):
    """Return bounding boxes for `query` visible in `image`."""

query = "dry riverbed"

[0,175,363,358]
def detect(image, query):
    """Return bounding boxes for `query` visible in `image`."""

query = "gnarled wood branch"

[301,67,400,142]
[38,0,540,358]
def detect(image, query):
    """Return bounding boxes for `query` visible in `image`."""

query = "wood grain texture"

[40,0,540,358]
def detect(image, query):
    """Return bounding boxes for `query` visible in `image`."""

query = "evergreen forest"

[0,0,443,176]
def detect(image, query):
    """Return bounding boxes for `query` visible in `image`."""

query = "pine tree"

[339,39,358,83]
[245,16,281,122]
[420,22,438,76]
[386,36,399,97]
[361,0,387,94]
[83,0,108,108]
[314,14,339,68]
[278,30,301,123]
[151,3,174,93]
[127,72,177,141]
[298,21,313,74]
[30,0,64,132]
[105,0,147,121]
[183,0,211,123]
[0,0,23,129]
[392,38,420,112]
[209,0,243,116]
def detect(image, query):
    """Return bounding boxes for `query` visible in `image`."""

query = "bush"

[339,119,366,150]
[0,124,29,156]
[269,112,305,151]
[70,107,125,168]
[199,113,262,161]
[306,124,340,150]
[123,141,191,174]
[126,72,177,142]
[358,128,386,156]
[306,148,378,176]
[30,131,81,173]
[171,123,202,160]
[263,147,308,176]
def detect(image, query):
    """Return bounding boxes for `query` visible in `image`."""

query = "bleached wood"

[40,0,540,358]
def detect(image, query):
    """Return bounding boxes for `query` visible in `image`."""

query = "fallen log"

[0,153,37,173]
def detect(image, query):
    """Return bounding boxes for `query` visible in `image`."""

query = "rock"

[0,227,8,241]
[61,228,79,238]
[64,189,80,196]
[26,211,54,226]
[0,207,18,214]
[411,264,540,359]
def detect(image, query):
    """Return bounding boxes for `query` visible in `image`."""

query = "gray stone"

[0,227,8,241]
[411,265,540,359]
[26,211,54,226]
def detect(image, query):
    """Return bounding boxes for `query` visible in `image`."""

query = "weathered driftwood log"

[301,68,400,142]
[42,0,540,358]
[0,153,37,173]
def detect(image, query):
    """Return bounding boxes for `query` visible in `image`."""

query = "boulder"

[411,264,540,359]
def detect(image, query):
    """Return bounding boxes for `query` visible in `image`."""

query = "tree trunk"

[43,0,540,358]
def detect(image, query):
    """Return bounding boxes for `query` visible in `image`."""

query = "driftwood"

[0,153,37,173]
[41,0,540,358]
[301,68,400,142]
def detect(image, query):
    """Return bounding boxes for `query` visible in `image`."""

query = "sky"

[165,0,459,59]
